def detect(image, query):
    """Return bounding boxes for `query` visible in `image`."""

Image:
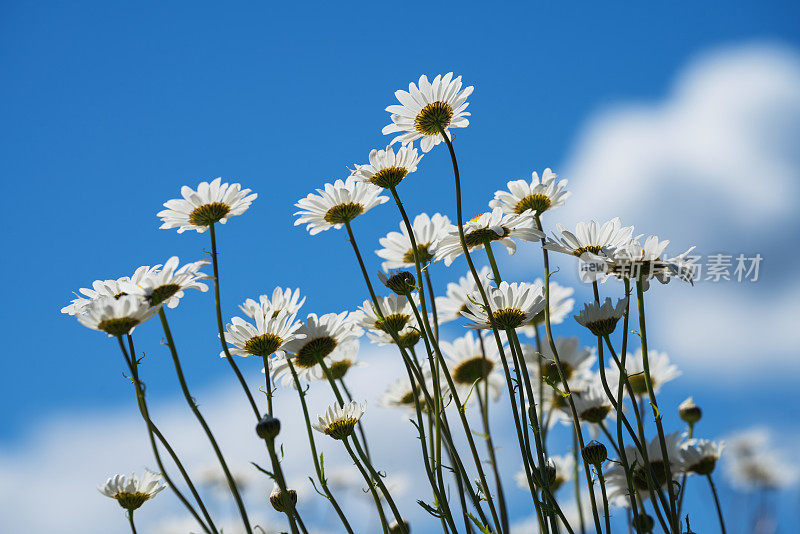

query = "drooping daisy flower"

[221,310,304,358]
[680,439,723,475]
[77,295,161,337]
[275,312,362,379]
[606,348,681,396]
[351,145,423,189]
[574,297,628,337]
[462,281,546,330]
[440,331,505,403]
[312,401,366,440]
[99,471,166,511]
[535,336,595,389]
[294,176,388,235]
[490,169,571,217]
[606,432,685,503]
[543,217,636,259]
[435,266,493,323]
[382,73,473,153]
[239,287,305,319]
[518,279,574,337]
[61,276,132,315]
[434,208,544,266]
[607,235,697,287]
[158,178,257,233]
[376,213,451,270]
[351,295,415,337]
[516,454,575,492]
[120,257,210,308]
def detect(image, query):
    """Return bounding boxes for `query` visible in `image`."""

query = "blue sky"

[2,2,800,532]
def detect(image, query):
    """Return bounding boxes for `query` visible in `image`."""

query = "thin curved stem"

[597,468,612,534]
[707,474,727,534]
[343,437,390,534]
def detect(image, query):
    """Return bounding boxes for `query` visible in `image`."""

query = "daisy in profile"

[367,323,422,349]
[158,177,257,233]
[607,235,697,288]
[435,208,544,266]
[518,279,574,337]
[381,370,438,412]
[351,294,415,337]
[239,287,305,319]
[570,382,613,434]
[312,401,366,440]
[462,281,546,331]
[294,176,388,235]
[272,312,362,382]
[544,217,635,259]
[77,295,161,337]
[574,297,628,337]
[222,310,304,358]
[99,471,166,511]
[376,212,451,270]
[62,276,131,315]
[724,428,799,491]
[535,336,595,389]
[680,439,723,475]
[490,169,570,217]
[606,432,685,504]
[269,482,298,513]
[440,331,505,403]
[382,73,473,153]
[435,266,493,323]
[606,348,681,396]
[351,145,423,189]
[120,257,210,308]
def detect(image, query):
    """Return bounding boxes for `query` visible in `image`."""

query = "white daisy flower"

[293,176,388,235]
[490,169,571,216]
[271,313,362,382]
[606,432,684,504]
[606,348,681,397]
[434,208,544,266]
[434,266,493,324]
[461,281,547,331]
[571,382,613,425]
[536,336,595,389]
[312,401,366,440]
[680,439,723,475]
[381,374,423,412]
[376,213,452,270]
[119,257,210,308]
[382,73,473,153]
[351,145,423,189]
[157,177,257,233]
[62,276,131,315]
[351,294,415,337]
[608,235,697,287]
[221,310,305,358]
[518,279,574,336]
[77,295,161,337]
[239,287,305,319]
[543,217,636,259]
[724,429,799,491]
[573,297,628,337]
[99,471,166,511]
[440,331,505,403]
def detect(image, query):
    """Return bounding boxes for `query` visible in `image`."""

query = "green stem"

[343,437,390,534]
[339,377,372,463]
[263,355,274,416]
[597,468,612,534]
[159,309,251,534]
[573,433,586,534]
[128,510,138,534]
[208,223,261,420]
[265,438,302,534]
[707,474,727,534]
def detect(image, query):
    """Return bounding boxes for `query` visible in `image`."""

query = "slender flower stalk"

[127,511,137,534]
[159,309,252,533]
[342,436,390,533]
[707,474,727,534]
[597,466,612,534]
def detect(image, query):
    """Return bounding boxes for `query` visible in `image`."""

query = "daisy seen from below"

[440,331,505,403]
[606,348,681,397]
[294,176,388,235]
[120,257,209,308]
[435,208,544,266]
[222,310,305,358]
[273,339,366,387]
[607,235,697,287]
[376,212,451,270]
[382,72,473,153]
[543,217,635,259]
[490,168,570,217]
[312,401,366,440]
[570,381,613,433]
[381,367,443,413]
[574,297,628,337]
[61,276,131,315]
[680,439,724,475]
[461,280,546,330]
[99,471,166,511]
[158,177,257,233]
[435,266,493,323]
[606,431,685,504]
[351,294,415,338]
[351,145,423,189]
[239,287,305,320]
[77,295,161,337]
[518,279,574,337]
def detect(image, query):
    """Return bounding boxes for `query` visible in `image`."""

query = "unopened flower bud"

[256,415,281,440]
[633,512,655,533]
[679,397,702,425]
[582,440,608,466]
[378,270,416,295]
[389,519,410,533]
[269,484,297,513]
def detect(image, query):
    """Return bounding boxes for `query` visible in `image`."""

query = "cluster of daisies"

[64,72,734,534]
